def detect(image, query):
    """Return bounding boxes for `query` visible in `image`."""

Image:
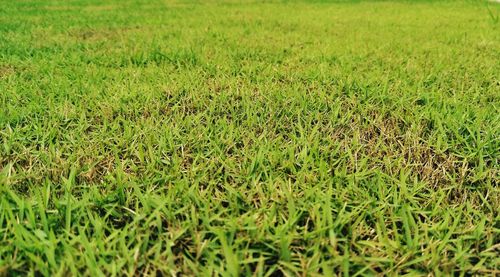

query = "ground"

[0,0,499,275]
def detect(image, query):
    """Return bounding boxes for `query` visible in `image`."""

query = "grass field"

[1,0,499,275]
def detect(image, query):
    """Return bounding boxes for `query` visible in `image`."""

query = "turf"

[1,0,499,275]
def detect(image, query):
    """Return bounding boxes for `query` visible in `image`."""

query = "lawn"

[0,0,499,275]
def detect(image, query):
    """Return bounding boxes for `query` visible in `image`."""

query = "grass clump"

[1,0,499,275]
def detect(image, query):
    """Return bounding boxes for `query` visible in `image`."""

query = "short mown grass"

[1,0,499,275]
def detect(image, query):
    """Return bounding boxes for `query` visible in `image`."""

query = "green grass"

[1,0,499,275]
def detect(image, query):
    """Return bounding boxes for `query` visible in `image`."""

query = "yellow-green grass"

[0,0,499,275]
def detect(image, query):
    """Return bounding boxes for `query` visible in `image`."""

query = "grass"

[0,0,499,275]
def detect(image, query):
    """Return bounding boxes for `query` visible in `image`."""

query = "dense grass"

[1,0,499,275]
